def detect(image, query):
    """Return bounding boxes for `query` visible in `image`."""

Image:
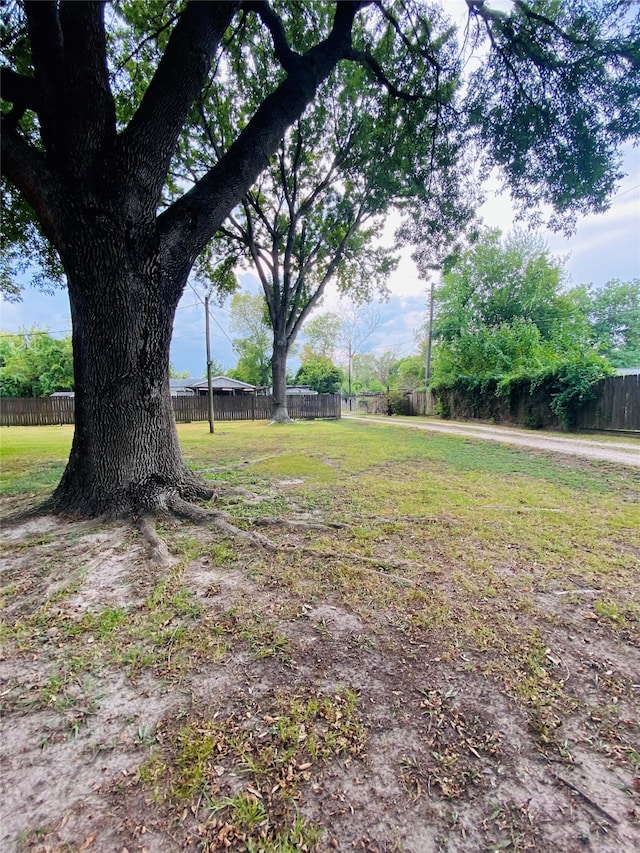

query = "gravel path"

[345,415,640,467]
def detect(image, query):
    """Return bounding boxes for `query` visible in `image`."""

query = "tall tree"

[588,279,640,367]
[428,229,611,427]
[336,301,381,396]
[2,1,638,517]
[299,312,342,363]
[212,45,449,419]
[295,357,343,394]
[433,229,578,343]
[228,292,272,387]
[370,349,398,392]
[1,1,369,515]
[390,354,425,391]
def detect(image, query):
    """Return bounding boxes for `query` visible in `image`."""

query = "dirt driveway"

[345,415,640,467]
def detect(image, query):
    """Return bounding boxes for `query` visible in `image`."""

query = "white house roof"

[189,375,257,391]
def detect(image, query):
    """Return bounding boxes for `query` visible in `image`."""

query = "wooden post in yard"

[204,290,215,434]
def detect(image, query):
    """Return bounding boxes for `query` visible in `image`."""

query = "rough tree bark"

[270,336,291,423]
[51,238,200,516]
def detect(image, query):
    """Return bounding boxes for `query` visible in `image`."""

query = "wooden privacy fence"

[352,374,639,432]
[171,393,341,422]
[0,395,76,426]
[172,394,270,423]
[0,394,341,427]
[407,375,639,432]
[576,374,640,432]
[355,390,437,417]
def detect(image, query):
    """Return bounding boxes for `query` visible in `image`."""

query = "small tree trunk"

[271,338,291,423]
[49,240,208,517]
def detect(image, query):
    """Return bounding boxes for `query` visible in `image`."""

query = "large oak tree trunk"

[49,236,207,517]
[270,338,291,423]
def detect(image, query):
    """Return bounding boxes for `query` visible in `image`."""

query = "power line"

[611,182,640,200]
[0,328,72,339]
[186,281,236,348]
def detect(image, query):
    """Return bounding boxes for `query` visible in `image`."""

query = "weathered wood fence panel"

[406,390,437,417]
[286,394,341,419]
[171,395,271,423]
[0,396,76,426]
[0,394,341,426]
[577,374,640,431]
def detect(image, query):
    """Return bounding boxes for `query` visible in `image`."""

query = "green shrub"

[386,390,409,415]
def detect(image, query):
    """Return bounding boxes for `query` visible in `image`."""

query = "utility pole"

[425,278,435,382]
[204,290,215,434]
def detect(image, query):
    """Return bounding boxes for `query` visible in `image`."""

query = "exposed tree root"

[295,545,420,585]
[551,772,619,825]
[164,494,277,549]
[132,497,421,583]
[136,515,175,568]
[6,488,421,588]
[250,515,347,531]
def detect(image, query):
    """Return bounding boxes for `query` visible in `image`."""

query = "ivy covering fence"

[357,374,639,433]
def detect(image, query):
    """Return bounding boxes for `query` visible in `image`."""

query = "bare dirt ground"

[1,427,639,853]
[345,416,640,467]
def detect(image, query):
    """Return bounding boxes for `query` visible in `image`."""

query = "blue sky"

[2,147,638,379]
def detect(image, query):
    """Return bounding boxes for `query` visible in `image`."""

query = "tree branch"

[245,189,279,239]
[288,207,365,341]
[242,0,303,73]
[344,47,421,102]
[22,1,64,154]
[0,68,41,114]
[23,2,63,85]
[374,0,442,72]
[21,3,117,174]
[0,122,66,245]
[57,2,116,170]
[120,2,239,199]
[157,1,365,277]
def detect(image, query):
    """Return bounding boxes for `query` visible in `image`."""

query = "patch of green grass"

[1,572,228,688]
[593,598,631,628]
[208,797,320,853]
[0,425,73,495]
[1,461,68,496]
[139,688,361,850]
[209,542,238,563]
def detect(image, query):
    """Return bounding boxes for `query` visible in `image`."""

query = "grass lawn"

[1,419,639,852]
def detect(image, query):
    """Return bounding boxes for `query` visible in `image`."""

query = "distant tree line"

[0,329,73,397]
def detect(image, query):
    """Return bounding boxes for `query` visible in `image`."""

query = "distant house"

[285,385,318,396]
[169,380,197,396]
[50,391,74,397]
[188,376,258,396]
[615,367,640,376]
